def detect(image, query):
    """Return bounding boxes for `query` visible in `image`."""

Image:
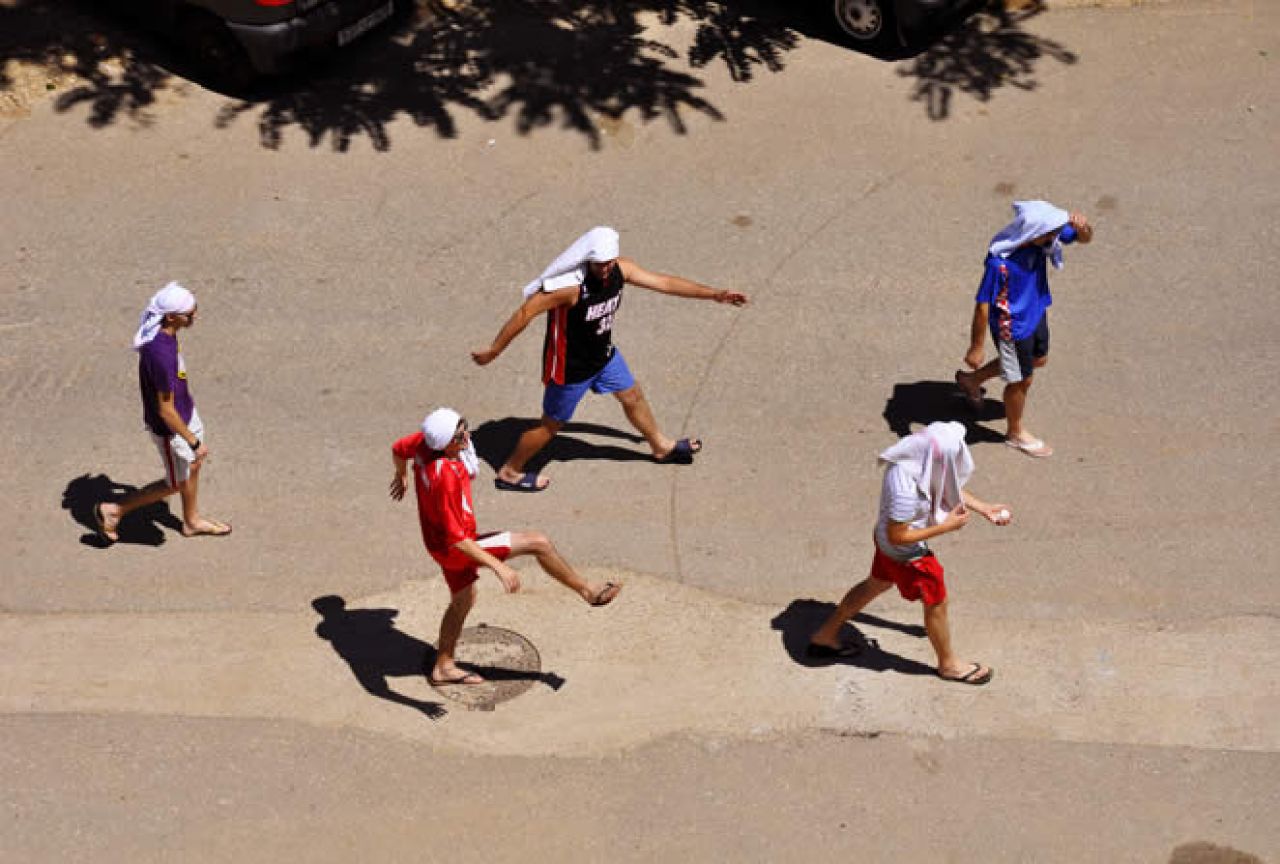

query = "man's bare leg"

[497,416,560,488]
[923,600,989,680]
[810,577,894,648]
[613,384,697,459]
[97,480,173,541]
[508,531,621,606]
[432,583,483,684]
[178,462,231,536]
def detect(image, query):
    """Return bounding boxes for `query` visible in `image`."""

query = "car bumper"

[226,0,392,74]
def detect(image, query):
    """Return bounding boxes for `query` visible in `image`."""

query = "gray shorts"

[995,315,1049,383]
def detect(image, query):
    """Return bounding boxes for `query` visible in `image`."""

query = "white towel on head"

[133,282,195,349]
[521,226,620,298]
[988,200,1071,270]
[879,421,974,527]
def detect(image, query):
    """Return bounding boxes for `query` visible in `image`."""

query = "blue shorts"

[542,350,635,423]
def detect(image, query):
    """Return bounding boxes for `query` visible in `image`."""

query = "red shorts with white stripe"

[430,531,513,594]
[870,547,947,605]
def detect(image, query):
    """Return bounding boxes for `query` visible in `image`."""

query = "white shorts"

[151,410,203,488]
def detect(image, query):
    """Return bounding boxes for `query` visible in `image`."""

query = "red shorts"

[430,532,512,594]
[870,547,947,605]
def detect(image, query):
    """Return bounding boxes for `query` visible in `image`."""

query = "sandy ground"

[1,0,1278,861]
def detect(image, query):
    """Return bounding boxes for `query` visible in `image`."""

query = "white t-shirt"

[874,463,931,562]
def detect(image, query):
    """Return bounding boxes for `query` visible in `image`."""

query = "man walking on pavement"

[95,282,231,542]
[471,226,748,492]
[390,407,623,686]
[955,201,1093,458]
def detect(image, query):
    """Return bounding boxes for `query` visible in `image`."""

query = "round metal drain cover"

[432,624,543,711]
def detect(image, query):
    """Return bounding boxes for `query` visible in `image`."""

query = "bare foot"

[1004,435,1053,458]
[937,662,993,686]
[182,518,232,538]
[495,468,550,491]
[587,581,623,607]
[429,667,485,686]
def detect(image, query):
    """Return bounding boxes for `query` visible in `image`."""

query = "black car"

[826,0,961,46]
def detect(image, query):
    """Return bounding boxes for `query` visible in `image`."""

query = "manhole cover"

[432,624,552,711]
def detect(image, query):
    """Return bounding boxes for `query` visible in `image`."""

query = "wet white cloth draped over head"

[133,282,195,350]
[521,226,620,298]
[422,407,479,477]
[878,421,974,527]
[988,200,1071,270]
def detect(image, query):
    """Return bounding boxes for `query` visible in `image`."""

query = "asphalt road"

[1,0,1277,861]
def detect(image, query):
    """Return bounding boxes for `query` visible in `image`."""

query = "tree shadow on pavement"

[882,380,1006,442]
[2,0,1076,146]
[770,599,935,677]
[61,473,184,548]
[0,0,799,151]
[471,417,650,474]
[311,595,448,719]
[894,0,1078,121]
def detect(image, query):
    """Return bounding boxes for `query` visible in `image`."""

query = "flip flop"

[183,520,233,538]
[1005,437,1053,458]
[429,669,485,686]
[655,438,701,465]
[938,662,994,686]
[92,503,117,543]
[494,471,548,493]
[589,582,622,607]
[954,370,985,411]
[805,642,862,660]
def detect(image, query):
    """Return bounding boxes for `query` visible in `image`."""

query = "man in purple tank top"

[95,283,231,542]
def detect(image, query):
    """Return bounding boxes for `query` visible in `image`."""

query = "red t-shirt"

[392,432,476,559]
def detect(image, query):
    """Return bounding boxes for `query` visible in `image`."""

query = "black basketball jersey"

[541,264,624,385]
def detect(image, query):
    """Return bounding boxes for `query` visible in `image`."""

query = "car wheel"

[176,9,257,93]
[830,0,895,45]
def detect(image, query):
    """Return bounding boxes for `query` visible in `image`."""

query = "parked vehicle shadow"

[470,417,650,474]
[61,473,184,548]
[311,594,448,719]
[882,379,1006,442]
[770,599,935,677]
[2,0,1074,148]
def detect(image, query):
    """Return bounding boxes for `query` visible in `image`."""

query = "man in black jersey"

[472,226,747,492]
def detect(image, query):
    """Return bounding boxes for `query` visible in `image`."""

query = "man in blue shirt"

[955,201,1093,458]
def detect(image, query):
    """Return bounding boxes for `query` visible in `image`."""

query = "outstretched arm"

[619,257,748,306]
[472,289,576,366]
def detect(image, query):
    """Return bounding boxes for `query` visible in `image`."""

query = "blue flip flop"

[655,438,701,465]
[494,471,548,493]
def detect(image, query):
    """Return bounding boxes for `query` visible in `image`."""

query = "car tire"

[176,9,257,93]
[830,0,896,47]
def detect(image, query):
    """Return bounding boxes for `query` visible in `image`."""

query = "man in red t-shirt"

[390,407,623,686]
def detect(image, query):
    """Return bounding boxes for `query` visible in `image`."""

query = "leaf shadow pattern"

[1,0,798,152]
[896,0,1078,121]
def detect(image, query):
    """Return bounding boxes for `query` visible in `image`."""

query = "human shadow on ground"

[61,473,184,548]
[770,599,934,677]
[2,0,1074,149]
[882,380,1006,442]
[471,417,650,474]
[311,594,447,719]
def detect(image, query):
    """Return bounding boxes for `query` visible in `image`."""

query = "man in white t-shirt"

[808,422,1010,685]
